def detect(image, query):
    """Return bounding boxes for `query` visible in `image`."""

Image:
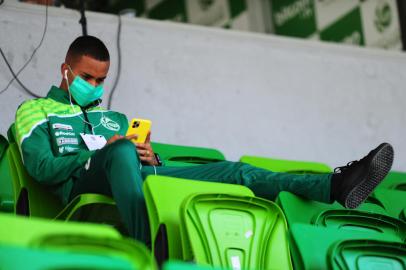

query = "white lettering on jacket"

[55,131,75,136]
[53,123,73,130]
[56,137,79,146]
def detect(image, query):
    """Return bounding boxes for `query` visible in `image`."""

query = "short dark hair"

[66,36,110,63]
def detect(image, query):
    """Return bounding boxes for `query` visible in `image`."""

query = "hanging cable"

[78,0,87,36]
[0,1,48,97]
[107,13,122,110]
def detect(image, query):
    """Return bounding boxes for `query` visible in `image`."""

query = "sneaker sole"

[345,143,394,209]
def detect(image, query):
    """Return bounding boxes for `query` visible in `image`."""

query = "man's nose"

[87,79,98,87]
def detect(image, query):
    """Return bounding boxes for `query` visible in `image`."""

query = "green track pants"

[70,140,332,243]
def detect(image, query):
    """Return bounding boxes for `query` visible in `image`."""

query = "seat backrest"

[0,135,14,212]
[151,142,226,166]
[143,176,254,264]
[372,189,406,221]
[240,155,332,174]
[0,134,8,159]
[181,193,292,270]
[0,244,135,270]
[277,192,406,242]
[0,213,157,270]
[376,171,406,191]
[289,224,405,270]
[162,261,227,270]
[8,141,63,217]
[6,124,16,144]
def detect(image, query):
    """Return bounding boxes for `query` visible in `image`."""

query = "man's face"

[63,55,110,88]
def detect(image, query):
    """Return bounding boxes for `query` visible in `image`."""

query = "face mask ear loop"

[65,73,77,115]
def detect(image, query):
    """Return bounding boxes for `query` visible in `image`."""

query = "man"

[15,36,394,243]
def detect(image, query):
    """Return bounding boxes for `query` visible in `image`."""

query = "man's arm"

[16,100,92,185]
[20,124,93,185]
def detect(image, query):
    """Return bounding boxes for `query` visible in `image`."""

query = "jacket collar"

[47,86,71,104]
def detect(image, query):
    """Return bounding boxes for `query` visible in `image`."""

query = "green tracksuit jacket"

[15,86,128,204]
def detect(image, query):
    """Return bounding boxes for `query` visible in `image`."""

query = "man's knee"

[229,161,251,171]
[105,139,140,169]
[106,139,139,163]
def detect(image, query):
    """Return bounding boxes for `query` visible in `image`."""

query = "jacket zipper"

[81,107,94,134]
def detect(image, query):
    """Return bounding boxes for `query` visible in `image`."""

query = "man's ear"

[60,63,68,79]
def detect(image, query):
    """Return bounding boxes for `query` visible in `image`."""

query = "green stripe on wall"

[229,0,246,18]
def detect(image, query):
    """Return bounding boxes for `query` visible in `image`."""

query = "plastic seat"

[7,124,126,233]
[0,244,135,270]
[151,142,225,167]
[276,192,406,242]
[181,193,292,270]
[0,213,157,270]
[376,171,406,191]
[371,189,406,221]
[240,155,332,174]
[163,261,226,270]
[401,209,406,222]
[289,224,406,270]
[143,175,254,266]
[0,135,14,212]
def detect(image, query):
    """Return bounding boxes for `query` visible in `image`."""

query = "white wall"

[1,2,406,171]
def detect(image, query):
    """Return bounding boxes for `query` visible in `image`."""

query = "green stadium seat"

[289,224,406,270]
[0,134,7,157]
[143,175,254,266]
[376,171,406,191]
[163,261,226,270]
[151,142,225,167]
[0,135,14,212]
[7,124,126,234]
[401,209,406,222]
[0,244,135,270]
[372,189,406,221]
[6,125,15,144]
[181,193,292,270]
[239,155,332,174]
[0,213,157,270]
[277,192,405,242]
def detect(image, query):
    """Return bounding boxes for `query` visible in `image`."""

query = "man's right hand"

[107,134,138,145]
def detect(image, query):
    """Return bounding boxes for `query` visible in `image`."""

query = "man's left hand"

[136,132,158,165]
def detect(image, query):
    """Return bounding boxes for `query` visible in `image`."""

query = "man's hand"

[107,134,123,145]
[107,134,138,145]
[136,132,159,166]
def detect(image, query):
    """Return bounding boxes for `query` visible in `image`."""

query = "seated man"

[15,36,394,243]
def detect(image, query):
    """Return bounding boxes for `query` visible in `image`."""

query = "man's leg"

[141,161,332,203]
[142,143,394,208]
[69,139,150,243]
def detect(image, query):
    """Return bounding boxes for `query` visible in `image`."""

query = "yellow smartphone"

[126,118,152,143]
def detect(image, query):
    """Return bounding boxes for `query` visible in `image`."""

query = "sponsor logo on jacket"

[52,123,73,130]
[59,146,79,153]
[57,137,79,146]
[101,116,120,131]
[55,131,75,136]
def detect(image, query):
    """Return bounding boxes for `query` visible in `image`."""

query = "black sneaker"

[332,143,394,209]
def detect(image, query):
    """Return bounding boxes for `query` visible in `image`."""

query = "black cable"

[79,0,87,36]
[397,0,406,51]
[0,48,41,97]
[0,1,48,97]
[107,14,122,109]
